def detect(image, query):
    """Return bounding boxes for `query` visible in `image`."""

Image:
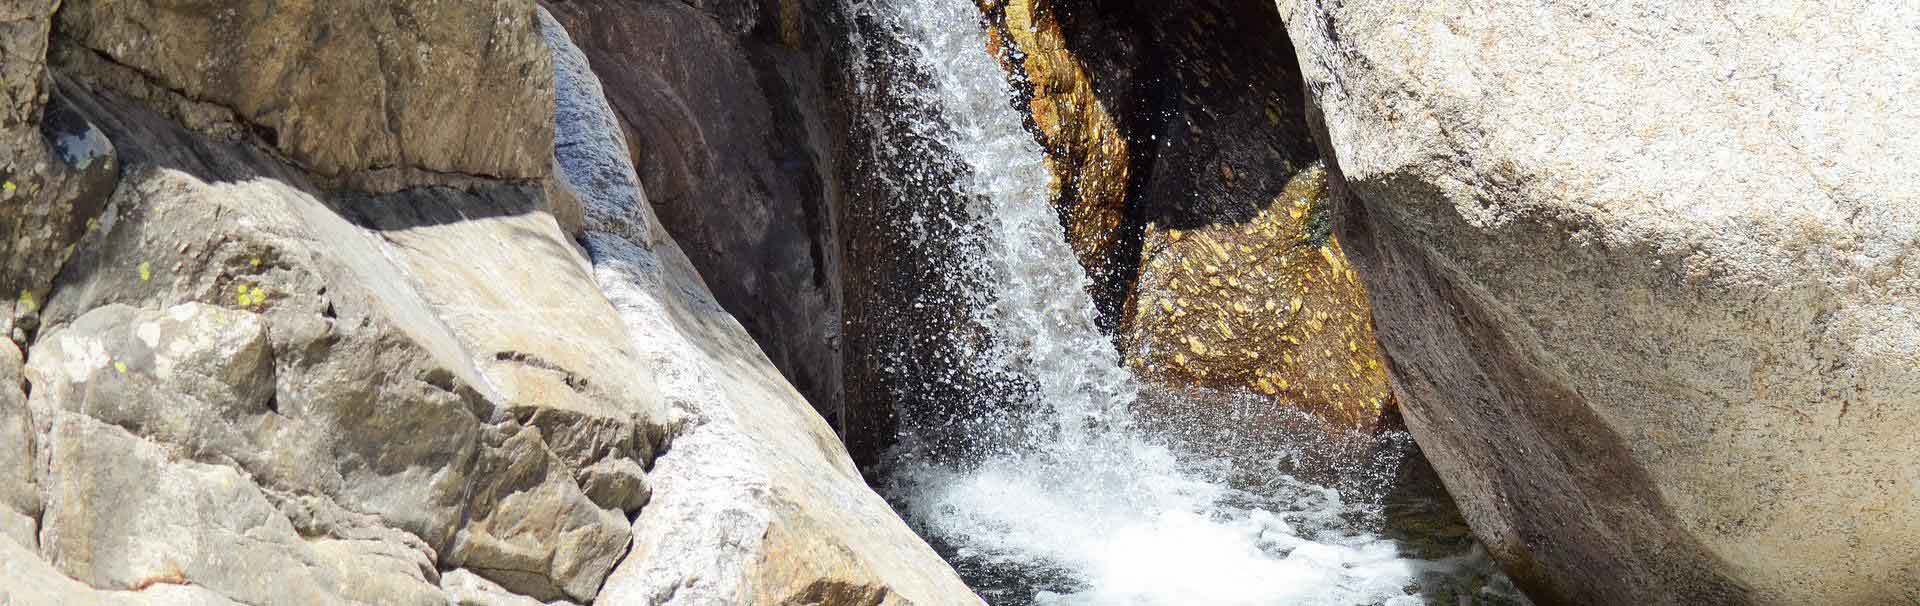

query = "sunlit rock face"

[1123,165,1392,431]
[975,0,1135,324]
[978,0,1397,438]
[1280,0,1920,604]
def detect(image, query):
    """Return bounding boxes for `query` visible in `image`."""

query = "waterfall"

[842,0,1529,605]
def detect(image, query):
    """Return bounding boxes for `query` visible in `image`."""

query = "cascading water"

[842,0,1529,604]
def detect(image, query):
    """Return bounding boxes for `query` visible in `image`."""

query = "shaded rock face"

[980,0,1398,439]
[1280,0,1920,604]
[541,0,847,428]
[546,10,983,605]
[53,0,554,188]
[2,0,119,344]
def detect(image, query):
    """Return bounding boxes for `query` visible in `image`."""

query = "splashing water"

[843,0,1529,604]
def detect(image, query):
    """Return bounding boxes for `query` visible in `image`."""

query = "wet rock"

[985,0,1395,438]
[541,0,846,424]
[544,10,985,604]
[52,0,553,187]
[976,0,1135,317]
[1281,0,1920,603]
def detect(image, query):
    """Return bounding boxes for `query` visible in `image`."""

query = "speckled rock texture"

[1279,0,1920,604]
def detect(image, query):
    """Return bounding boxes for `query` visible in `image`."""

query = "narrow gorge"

[1,1,1914,606]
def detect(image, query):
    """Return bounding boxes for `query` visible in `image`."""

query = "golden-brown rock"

[977,0,1135,319]
[1121,165,1391,430]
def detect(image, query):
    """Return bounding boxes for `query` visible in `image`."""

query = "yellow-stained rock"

[1119,166,1393,429]
[975,0,1134,323]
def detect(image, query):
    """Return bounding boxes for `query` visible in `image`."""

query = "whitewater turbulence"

[844,1,1527,605]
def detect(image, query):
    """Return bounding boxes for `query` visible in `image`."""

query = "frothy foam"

[845,0,1529,604]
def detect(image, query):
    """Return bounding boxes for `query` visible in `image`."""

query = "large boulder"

[543,10,985,604]
[1281,0,1920,604]
[13,80,646,604]
[52,0,553,187]
[540,0,847,426]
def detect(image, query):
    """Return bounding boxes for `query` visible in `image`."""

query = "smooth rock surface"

[1281,1,1920,604]
[542,0,846,425]
[544,11,985,604]
[53,0,554,186]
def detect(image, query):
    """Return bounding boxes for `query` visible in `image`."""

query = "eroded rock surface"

[1281,0,1920,604]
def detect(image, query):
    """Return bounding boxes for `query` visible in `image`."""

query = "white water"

[848,1,1527,604]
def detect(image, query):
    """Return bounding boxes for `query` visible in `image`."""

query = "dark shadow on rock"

[1040,0,1323,332]
[54,75,549,232]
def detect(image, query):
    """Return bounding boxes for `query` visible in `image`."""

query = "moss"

[1300,196,1334,248]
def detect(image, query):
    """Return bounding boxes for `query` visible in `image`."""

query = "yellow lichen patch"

[138,262,153,282]
[17,290,36,313]
[113,361,129,374]
[2,181,14,194]
[234,284,269,308]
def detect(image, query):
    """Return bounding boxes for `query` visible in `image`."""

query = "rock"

[1281,0,1920,604]
[544,11,985,604]
[16,78,651,603]
[983,0,1395,440]
[447,422,631,603]
[440,569,576,606]
[35,413,441,605]
[52,0,553,187]
[976,0,1135,323]
[541,0,847,426]
[0,531,247,606]
[1123,165,1393,431]
[2,0,120,341]
[0,339,33,543]
[579,457,652,515]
